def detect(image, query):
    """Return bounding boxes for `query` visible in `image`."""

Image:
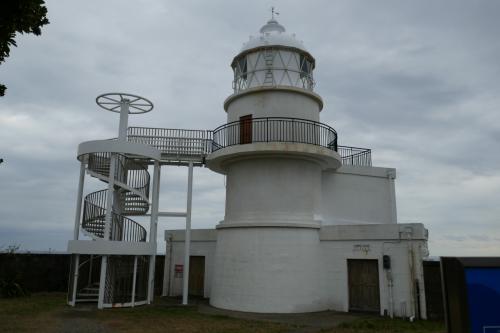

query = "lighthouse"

[67,14,430,318]
[207,17,342,313]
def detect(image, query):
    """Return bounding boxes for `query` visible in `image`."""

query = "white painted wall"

[165,229,216,299]
[225,89,321,122]
[223,158,322,227]
[321,166,398,225]
[210,227,325,313]
[318,223,428,318]
[165,223,429,318]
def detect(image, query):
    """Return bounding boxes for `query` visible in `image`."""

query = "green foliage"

[0,279,28,298]
[0,0,49,96]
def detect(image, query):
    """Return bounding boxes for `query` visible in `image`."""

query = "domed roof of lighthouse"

[240,17,308,53]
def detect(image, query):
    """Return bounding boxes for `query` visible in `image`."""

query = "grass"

[0,293,291,333]
[323,318,445,333]
[0,293,445,333]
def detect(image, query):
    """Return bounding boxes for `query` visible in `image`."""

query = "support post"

[70,254,80,306]
[162,234,172,297]
[182,162,194,305]
[88,255,93,286]
[73,161,86,240]
[104,155,117,240]
[147,161,161,303]
[387,170,397,224]
[131,255,138,307]
[98,255,108,309]
[118,100,130,141]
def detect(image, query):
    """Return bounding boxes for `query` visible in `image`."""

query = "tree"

[0,0,49,96]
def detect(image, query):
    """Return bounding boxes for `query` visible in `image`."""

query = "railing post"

[266,118,269,142]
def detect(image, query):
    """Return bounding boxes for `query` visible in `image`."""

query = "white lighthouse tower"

[207,17,342,313]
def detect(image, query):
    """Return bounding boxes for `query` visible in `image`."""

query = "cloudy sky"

[0,0,499,256]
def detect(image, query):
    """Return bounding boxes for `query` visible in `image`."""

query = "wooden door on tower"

[240,115,253,144]
[188,256,205,297]
[348,259,381,313]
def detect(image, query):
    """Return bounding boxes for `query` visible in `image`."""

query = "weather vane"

[271,6,279,20]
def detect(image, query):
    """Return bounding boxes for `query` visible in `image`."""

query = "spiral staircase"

[82,152,149,243]
[71,152,149,303]
[68,93,164,308]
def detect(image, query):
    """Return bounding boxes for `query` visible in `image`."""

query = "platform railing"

[127,127,212,157]
[212,117,338,152]
[337,145,372,167]
[127,124,372,167]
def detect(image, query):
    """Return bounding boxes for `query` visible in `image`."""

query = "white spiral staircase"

[82,152,149,242]
[68,93,162,308]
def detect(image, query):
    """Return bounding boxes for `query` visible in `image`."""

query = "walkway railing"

[127,127,212,157]
[212,117,338,152]
[126,123,372,167]
[337,146,372,167]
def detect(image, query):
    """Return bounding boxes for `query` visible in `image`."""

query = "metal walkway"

[127,126,372,167]
[127,127,212,166]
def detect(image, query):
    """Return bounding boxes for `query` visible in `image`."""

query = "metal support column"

[98,255,108,309]
[147,161,161,303]
[182,162,194,305]
[103,155,117,240]
[98,149,117,309]
[70,254,80,306]
[162,234,172,297]
[131,255,138,307]
[73,161,86,240]
[118,100,130,141]
[388,170,397,224]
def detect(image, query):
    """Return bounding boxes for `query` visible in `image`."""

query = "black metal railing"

[82,190,147,242]
[88,152,150,200]
[126,123,372,167]
[338,145,372,167]
[82,190,107,239]
[127,127,212,156]
[83,152,149,242]
[212,117,338,152]
[110,214,147,242]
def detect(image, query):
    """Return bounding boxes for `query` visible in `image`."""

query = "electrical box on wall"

[383,255,391,270]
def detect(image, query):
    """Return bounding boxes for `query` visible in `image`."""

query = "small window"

[235,56,247,80]
[300,54,311,78]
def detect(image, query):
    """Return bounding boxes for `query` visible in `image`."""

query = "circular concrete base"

[210,227,326,313]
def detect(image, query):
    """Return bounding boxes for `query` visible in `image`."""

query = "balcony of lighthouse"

[124,124,372,169]
[207,117,342,173]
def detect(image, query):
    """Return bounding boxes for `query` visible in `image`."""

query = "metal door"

[188,256,205,297]
[348,259,381,312]
[239,115,253,144]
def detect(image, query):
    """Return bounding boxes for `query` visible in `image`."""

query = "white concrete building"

[162,18,429,318]
[67,17,429,318]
